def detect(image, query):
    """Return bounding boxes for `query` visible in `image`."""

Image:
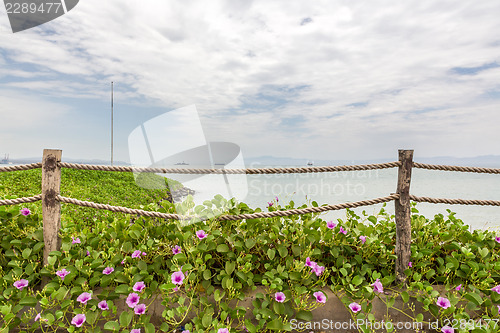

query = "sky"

[1,0,500,164]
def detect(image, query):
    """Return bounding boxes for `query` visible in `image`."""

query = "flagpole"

[111,81,114,166]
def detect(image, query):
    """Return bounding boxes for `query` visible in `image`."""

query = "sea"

[171,166,500,231]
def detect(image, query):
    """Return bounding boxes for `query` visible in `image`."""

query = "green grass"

[0,168,182,223]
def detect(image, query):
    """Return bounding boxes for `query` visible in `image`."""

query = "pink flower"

[20,208,31,216]
[142,252,146,256]
[172,245,181,254]
[173,287,179,292]
[312,264,325,276]
[313,291,326,303]
[126,293,140,308]
[131,250,142,258]
[103,267,114,275]
[455,284,462,291]
[441,326,454,333]
[71,314,86,327]
[326,221,337,229]
[359,236,366,244]
[86,251,90,256]
[134,303,146,315]
[56,268,70,280]
[497,305,500,315]
[436,297,451,309]
[72,237,81,244]
[13,279,28,290]
[218,329,229,333]
[495,236,500,243]
[133,281,146,292]
[196,230,207,240]
[77,292,92,304]
[182,331,190,333]
[171,271,185,285]
[267,202,273,208]
[491,285,500,294]
[305,257,314,267]
[35,313,41,321]
[339,227,347,235]
[121,259,126,264]
[408,262,412,268]
[371,279,383,293]
[275,292,285,303]
[131,330,141,333]
[275,196,279,202]
[349,302,362,313]
[98,300,109,310]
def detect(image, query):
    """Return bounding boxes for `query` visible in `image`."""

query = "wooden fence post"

[42,149,62,268]
[395,149,413,284]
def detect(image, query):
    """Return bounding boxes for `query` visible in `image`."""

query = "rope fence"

[1,149,499,283]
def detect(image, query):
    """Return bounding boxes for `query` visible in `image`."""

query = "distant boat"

[307,161,314,166]
[1,154,10,164]
[214,163,225,166]
[174,161,189,165]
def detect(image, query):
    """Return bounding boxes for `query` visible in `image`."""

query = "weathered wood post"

[42,149,62,268]
[395,149,413,284]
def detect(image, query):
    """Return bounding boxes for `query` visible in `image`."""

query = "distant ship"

[214,163,225,166]
[1,154,10,164]
[174,161,189,165]
[307,160,314,166]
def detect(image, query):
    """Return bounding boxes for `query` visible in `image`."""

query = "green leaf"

[340,268,348,276]
[352,275,363,286]
[119,311,132,327]
[217,244,230,253]
[202,312,212,328]
[245,239,256,250]
[19,296,37,307]
[266,318,284,330]
[245,319,257,333]
[114,284,130,295]
[464,292,483,306]
[277,245,288,258]
[104,321,119,331]
[416,313,423,322]
[22,248,32,259]
[267,248,276,260]
[137,260,147,271]
[295,310,313,321]
[401,291,409,303]
[145,323,155,333]
[225,261,235,275]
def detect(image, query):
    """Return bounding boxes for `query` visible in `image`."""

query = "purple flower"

[20,208,31,216]
[274,292,286,303]
[182,331,190,333]
[339,227,347,235]
[72,237,81,244]
[172,245,181,254]
[305,257,314,267]
[455,284,462,291]
[171,270,185,285]
[218,329,229,333]
[275,196,279,202]
[349,302,362,313]
[326,221,337,229]
[359,236,366,244]
[98,300,109,310]
[312,264,325,276]
[102,267,114,275]
[13,279,28,290]
[196,230,207,240]
[495,236,500,243]
[267,202,273,208]
[121,259,126,264]
[436,297,451,309]
[142,252,146,256]
[408,262,412,268]
[71,314,86,327]
[35,313,41,321]
[371,279,383,293]
[441,326,454,333]
[313,291,326,303]
[56,268,70,280]
[131,250,142,258]
[491,285,500,294]
[126,293,140,308]
[497,305,500,315]
[77,292,92,304]
[131,330,141,333]
[134,303,146,315]
[86,251,90,256]
[133,281,146,292]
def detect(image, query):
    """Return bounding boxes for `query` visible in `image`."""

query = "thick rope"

[56,194,399,221]
[58,161,401,174]
[0,194,42,206]
[409,195,500,206]
[0,163,42,172]
[413,163,500,174]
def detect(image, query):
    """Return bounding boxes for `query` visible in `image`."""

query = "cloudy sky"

[1,0,499,164]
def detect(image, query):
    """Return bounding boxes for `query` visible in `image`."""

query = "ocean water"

[176,167,500,231]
